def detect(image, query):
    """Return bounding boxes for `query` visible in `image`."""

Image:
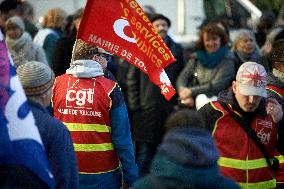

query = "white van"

[31,0,261,45]
[138,0,262,44]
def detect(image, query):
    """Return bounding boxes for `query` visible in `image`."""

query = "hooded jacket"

[52,59,138,188]
[132,127,240,189]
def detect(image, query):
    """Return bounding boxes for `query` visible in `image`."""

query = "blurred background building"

[10,0,284,45]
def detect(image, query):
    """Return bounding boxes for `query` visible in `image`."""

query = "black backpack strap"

[219,101,278,171]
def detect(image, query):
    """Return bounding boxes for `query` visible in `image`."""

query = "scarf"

[66,59,104,78]
[6,32,32,53]
[235,49,260,63]
[273,68,284,82]
[196,46,229,69]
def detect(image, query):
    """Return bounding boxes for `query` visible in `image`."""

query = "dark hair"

[199,18,230,37]
[150,14,171,28]
[63,15,74,36]
[195,23,228,50]
[143,5,156,15]
[165,109,205,131]
[270,39,284,68]
[258,10,276,31]
[0,0,19,13]
[16,1,34,19]
[275,29,284,41]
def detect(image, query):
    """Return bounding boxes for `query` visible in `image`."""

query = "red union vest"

[52,74,119,174]
[211,101,277,188]
[266,85,284,184]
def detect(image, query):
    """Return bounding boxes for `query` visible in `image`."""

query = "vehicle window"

[203,0,251,29]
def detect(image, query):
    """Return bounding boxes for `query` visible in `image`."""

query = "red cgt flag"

[77,0,176,100]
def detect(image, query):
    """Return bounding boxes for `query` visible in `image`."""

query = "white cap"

[236,61,267,97]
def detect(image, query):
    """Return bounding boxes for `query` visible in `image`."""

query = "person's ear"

[40,89,52,107]
[232,81,237,94]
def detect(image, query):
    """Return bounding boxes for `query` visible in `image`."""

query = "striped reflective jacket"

[52,74,119,174]
[266,85,284,185]
[211,101,277,189]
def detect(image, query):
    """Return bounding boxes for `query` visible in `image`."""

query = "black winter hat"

[150,14,171,27]
[270,39,284,63]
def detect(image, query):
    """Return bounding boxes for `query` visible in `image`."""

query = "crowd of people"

[1,0,284,189]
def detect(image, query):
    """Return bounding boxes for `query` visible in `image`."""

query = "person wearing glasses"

[52,39,138,189]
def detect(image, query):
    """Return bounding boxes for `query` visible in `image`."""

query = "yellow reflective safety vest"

[52,74,119,174]
[211,101,277,189]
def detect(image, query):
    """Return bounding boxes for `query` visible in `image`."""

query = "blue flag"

[0,31,55,188]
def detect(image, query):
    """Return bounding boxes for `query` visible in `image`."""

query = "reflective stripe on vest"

[275,154,284,184]
[53,75,120,174]
[79,168,119,175]
[211,101,276,188]
[218,157,268,170]
[65,122,114,151]
[239,179,276,189]
[74,143,114,152]
[65,122,111,132]
[276,155,284,164]
[64,122,118,174]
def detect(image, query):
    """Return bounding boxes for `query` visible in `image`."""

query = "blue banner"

[0,31,55,188]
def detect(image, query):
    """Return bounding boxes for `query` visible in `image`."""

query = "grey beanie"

[6,16,25,31]
[16,61,54,96]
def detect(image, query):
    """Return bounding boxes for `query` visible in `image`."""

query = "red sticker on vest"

[255,119,273,145]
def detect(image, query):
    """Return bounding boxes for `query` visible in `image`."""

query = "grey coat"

[177,51,236,98]
[6,32,48,68]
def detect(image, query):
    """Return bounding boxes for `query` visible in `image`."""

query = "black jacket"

[127,36,184,143]
[51,31,76,77]
[0,164,49,189]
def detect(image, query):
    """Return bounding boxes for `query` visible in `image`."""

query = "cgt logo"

[113,19,136,43]
[66,79,94,109]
